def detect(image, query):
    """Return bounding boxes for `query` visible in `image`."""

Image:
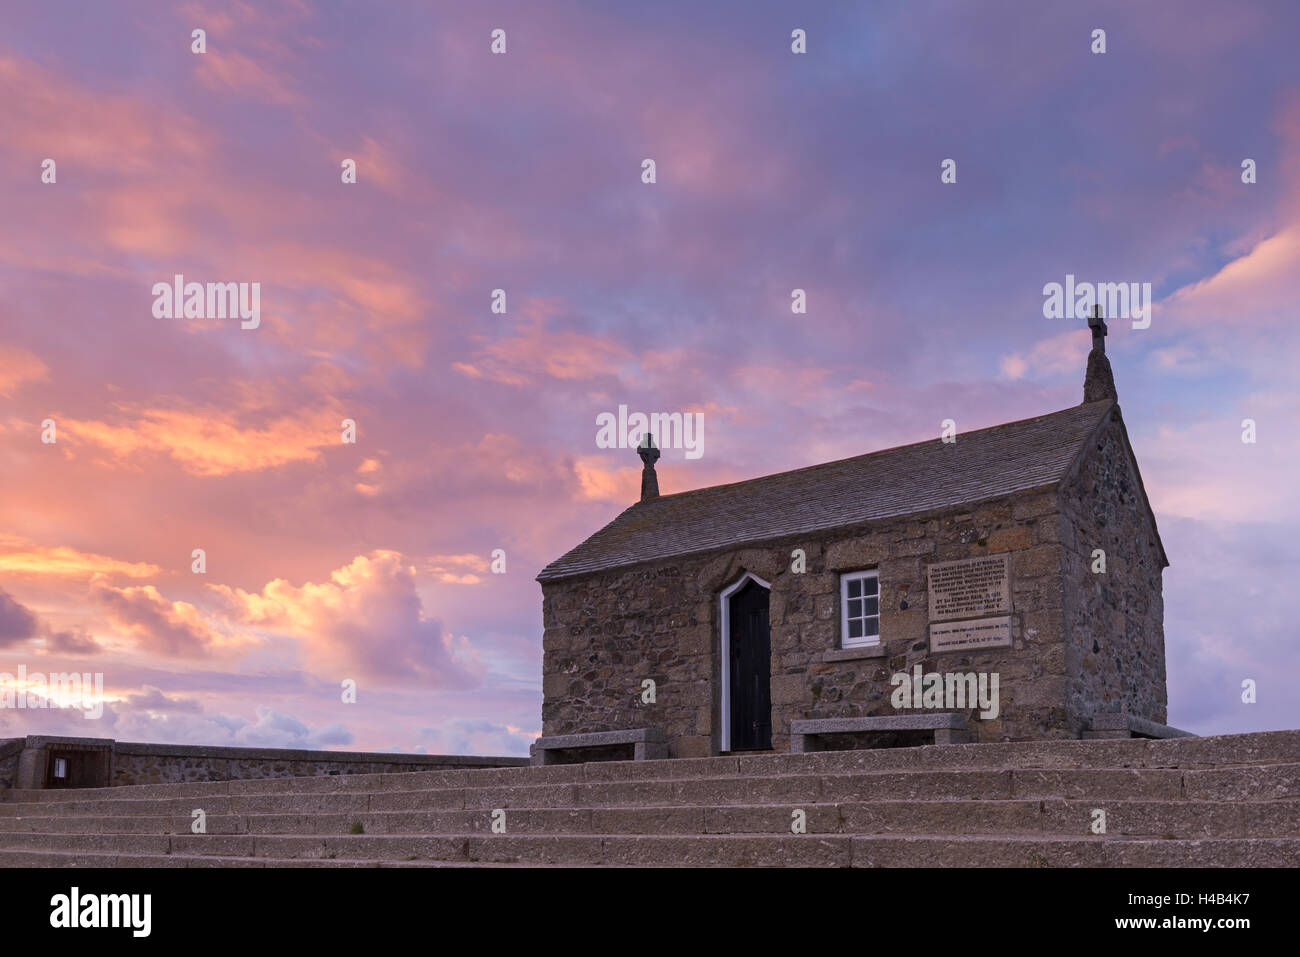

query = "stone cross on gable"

[637,431,660,467]
[637,432,660,502]
[1082,303,1117,403]
[1088,303,1108,354]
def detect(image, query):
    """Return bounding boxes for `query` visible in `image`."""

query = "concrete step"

[7,765,1300,820]
[0,831,465,860]
[850,835,1300,867]
[5,730,1296,809]
[0,849,569,868]
[1,798,1295,838]
[0,814,181,834]
[0,833,1295,867]
[3,733,1296,867]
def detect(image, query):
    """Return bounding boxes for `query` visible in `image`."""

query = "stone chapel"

[533,312,1177,763]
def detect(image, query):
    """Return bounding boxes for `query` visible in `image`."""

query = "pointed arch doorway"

[719,573,772,752]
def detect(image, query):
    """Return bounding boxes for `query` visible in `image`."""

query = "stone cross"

[1088,304,1108,354]
[637,433,660,502]
[1082,303,1117,403]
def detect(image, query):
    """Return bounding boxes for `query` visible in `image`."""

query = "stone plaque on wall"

[927,554,1010,622]
[929,615,1013,653]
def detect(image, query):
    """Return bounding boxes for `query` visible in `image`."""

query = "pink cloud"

[193,49,304,106]
[458,300,632,385]
[999,329,1089,382]
[1162,224,1300,328]
[0,346,48,397]
[90,580,228,658]
[0,587,39,647]
[0,55,210,174]
[210,551,486,688]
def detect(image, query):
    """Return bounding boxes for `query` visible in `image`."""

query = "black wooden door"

[729,580,771,751]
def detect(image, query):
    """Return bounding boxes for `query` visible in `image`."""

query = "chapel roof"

[538,399,1135,582]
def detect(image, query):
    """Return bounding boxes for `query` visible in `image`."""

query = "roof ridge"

[538,399,1117,582]
[642,400,1113,505]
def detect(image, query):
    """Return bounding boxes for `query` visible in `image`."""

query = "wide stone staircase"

[1,731,1297,867]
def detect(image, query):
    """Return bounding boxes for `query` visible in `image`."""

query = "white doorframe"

[719,571,771,753]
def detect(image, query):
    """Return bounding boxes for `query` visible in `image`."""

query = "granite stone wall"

[1058,407,1168,729]
[0,736,527,789]
[0,738,21,793]
[110,743,527,786]
[541,419,1170,757]
[541,487,1077,755]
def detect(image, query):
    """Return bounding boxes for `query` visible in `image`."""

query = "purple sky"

[2,0,1298,753]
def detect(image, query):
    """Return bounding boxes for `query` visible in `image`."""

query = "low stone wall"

[2,735,528,789]
[0,738,22,793]
[111,741,528,786]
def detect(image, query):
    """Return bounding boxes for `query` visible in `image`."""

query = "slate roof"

[537,400,1116,582]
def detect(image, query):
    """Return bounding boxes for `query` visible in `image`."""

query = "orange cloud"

[574,455,640,503]
[423,553,489,585]
[0,347,48,397]
[59,404,343,476]
[0,538,160,580]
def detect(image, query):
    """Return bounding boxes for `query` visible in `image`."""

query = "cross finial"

[1088,303,1108,354]
[636,431,660,468]
[1082,303,1117,403]
[637,432,660,502]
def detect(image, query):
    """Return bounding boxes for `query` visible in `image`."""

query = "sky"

[1,0,1298,754]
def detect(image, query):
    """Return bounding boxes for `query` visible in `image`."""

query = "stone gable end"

[1056,406,1168,731]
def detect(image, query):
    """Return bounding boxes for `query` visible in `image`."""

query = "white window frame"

[840,570,881,648]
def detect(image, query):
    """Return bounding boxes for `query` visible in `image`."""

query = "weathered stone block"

[673,736,712,759]
[770,675,806,706]
[1013,493,1057,520]
[1013,545,1060,579]
[891,539,936,557]
[986,526,1032,553]
[825,539,888,571]
[542,674,569,698]
[881,608,927,643]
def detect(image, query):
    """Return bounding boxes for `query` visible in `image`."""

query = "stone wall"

[111,742,528,786]
[1058,406,1168,729]
[541,486,1076,756]
[542,409,1173,759]
[0,736,527,789]
[0,738,21,793]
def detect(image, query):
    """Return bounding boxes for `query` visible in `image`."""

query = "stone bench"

[529,729,667,766]
[1084,714,1196,740]
[790,714,973,753]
